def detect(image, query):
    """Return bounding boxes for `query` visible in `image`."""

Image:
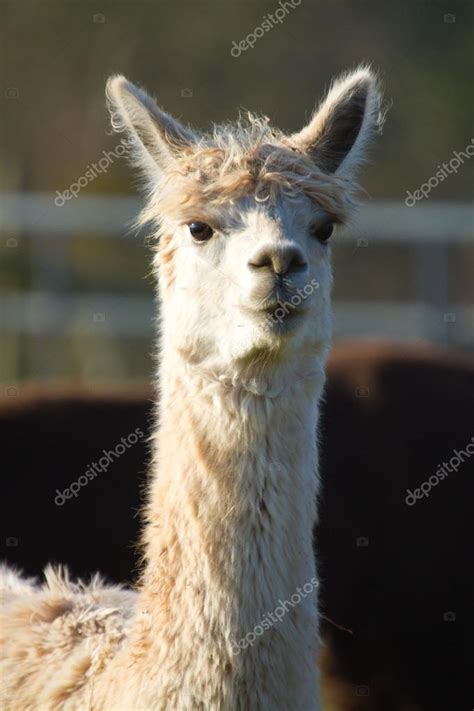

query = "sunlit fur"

[1,67,381,710]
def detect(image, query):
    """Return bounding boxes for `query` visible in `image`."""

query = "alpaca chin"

[170,313,308,387]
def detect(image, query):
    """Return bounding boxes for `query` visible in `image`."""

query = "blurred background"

[1,4,473,709]
[0,0,473,385]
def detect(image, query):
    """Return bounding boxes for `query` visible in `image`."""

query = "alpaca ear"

[106,75,197,174]
[290,67,382,176]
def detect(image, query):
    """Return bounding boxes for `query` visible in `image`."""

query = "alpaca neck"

[137,350,323,706]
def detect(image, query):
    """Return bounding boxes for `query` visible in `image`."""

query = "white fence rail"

[1,193,473,347]
[1,193,473,242]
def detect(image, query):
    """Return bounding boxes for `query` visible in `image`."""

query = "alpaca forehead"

[165,133,352,216]
[148,142,353,229]
[223,197,313,235]
[162,176,323,226]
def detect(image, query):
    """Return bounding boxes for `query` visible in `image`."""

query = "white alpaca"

[1,67,381,710]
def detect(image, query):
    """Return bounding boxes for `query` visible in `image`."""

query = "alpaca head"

[107,68,381,385]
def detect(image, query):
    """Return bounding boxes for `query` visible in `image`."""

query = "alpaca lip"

[241,300,303,316]
[252,282,306,314]
[263,299,302,313]
[264,304,304,320]
[240,301,307,330]
[258,295,308,316]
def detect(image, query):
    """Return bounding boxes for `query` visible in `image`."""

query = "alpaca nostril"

[248,253,274,270]
[287,253,308,274]
[248,245,307,276]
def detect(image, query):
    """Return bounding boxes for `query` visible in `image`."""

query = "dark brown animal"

[1,341,473,710]
[317,341,474,710]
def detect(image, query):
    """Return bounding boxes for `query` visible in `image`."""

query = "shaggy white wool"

[1,66,382,710]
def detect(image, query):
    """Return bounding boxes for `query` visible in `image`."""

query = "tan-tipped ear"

[290,66,383,176]
[106,75,198,174]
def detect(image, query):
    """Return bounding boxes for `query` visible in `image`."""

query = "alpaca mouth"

[241,300,307,332]
[264,305,307,331]
[261,299,303,314]
[247,281,309,320]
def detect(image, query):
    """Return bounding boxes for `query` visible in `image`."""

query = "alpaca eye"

[188,222,214,242]
[312,221,335,243]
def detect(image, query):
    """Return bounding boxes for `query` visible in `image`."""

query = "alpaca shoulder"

[0,565,137,709]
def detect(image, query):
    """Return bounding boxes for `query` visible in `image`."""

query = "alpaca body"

[1,361,323,710]
[1,67,381,709]
[0,568,136,710]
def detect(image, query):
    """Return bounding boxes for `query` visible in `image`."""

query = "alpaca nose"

[248,244,307,276]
